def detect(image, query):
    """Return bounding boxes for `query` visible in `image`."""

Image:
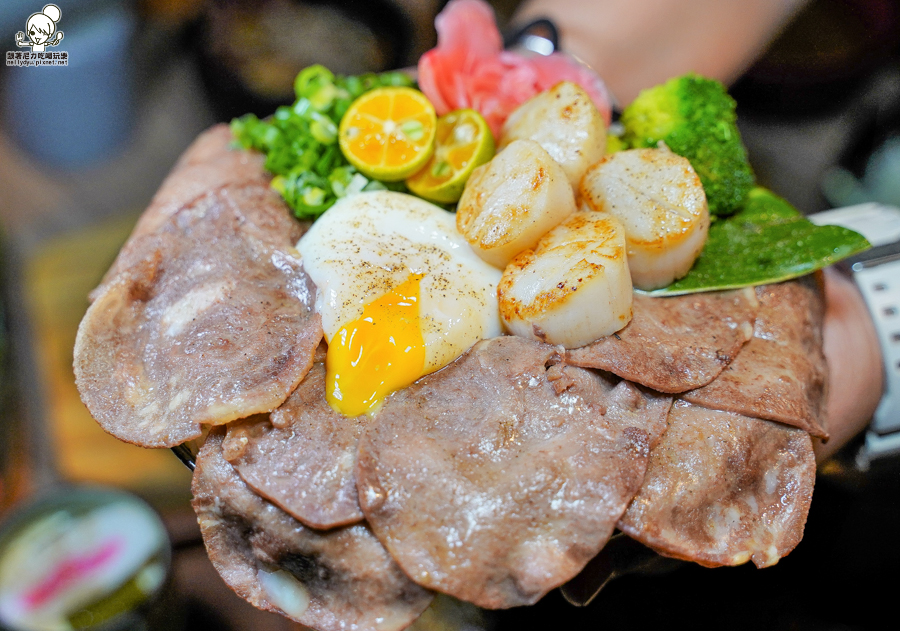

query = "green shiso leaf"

[648,187,871,296]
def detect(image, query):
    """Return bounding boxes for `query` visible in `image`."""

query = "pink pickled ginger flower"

[418,0,612,139]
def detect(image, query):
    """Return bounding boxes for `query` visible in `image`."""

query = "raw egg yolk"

[326,275,426,417]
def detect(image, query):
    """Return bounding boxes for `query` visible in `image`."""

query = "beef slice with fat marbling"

[74,188,322,448]
[617,400,815,569]
[567,289,758,393]
[682,276,828,438]
[192,429,434,631]
[224,346,367,530]
[356,336,672,609]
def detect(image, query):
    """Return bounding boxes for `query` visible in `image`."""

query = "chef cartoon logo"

[6,4,68,66]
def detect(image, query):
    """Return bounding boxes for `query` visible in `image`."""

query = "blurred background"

[0,0,898,629]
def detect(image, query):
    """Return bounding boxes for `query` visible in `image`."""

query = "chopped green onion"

[232,65,415,220]
[303,187,326,207]
[309,113,337,144]
[294,65,336,102]
[346,173,369,196]
[292,98,311,117]
[328,166,356,197]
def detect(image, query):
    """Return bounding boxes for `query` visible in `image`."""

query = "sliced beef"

[682,277,828,437]
[93,126,306,301]
[192,430,433,631]
[617,400,815,569]
[224,347,367,530]
[74,189,322,448]
[566,289,758,393]
[356,336,672,609]
[106,183,307,290]
[610,382,673,450]
[121,125,272,242]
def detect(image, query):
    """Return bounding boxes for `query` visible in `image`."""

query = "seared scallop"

[457,139,576,268]
[500,81,607,188]
[580,148,709,291]
[499,211,633,348]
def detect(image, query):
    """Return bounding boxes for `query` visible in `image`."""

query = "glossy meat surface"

[618,400,815,568]
[682,277,828,437]
[357,336,671,608]
[566,288,758,392]
[224,347,367,529]
[92,125,289,299]
[74,187,322,447]
[193,430,434,631]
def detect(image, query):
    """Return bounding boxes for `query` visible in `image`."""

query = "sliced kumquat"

[406,109,495,204]
[338,87,437,181]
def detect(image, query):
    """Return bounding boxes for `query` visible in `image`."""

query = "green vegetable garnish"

[621,73,755,217]
[230,65,414,220]
[649,187,871,296]
[605,132,627,154]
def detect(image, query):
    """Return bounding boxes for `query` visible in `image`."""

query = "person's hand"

[816,267,884,461]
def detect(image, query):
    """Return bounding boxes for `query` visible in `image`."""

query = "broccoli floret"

[620,73,754,216]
